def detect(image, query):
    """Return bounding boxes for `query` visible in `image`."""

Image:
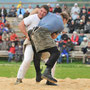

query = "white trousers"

[17,45,56,79]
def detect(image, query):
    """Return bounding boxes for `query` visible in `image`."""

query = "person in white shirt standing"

[15,5,49,84]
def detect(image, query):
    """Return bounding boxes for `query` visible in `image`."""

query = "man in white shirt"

[15,5,49,85]
[71,3,80,20]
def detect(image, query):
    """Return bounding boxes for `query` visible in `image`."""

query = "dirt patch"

[0,77,90,90]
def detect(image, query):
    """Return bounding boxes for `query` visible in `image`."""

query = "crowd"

[0,3,90,63]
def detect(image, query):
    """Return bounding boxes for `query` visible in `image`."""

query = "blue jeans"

[58,53,69,63]
[8,52,14,62]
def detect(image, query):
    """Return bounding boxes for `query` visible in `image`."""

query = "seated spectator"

[62,4,69,15]
[15,42,23,62]
[0,24,9,33]
[76,19,85,33]
[74,15,80,30]
[0,18,5,28]
[57,43,69,64]
[0,6,7,17]
[61,30,69,43]
[80,5,87,14]
[84,20,90,33]
[71,31,79,45]
[17,6,25,19]
[1,15,6,23]
[26,5,33,14]
[53,4,62,14]
[79,32,86,45]
[66,38,74,51]
[8,5,17,17]
[68,20,75,33]
[6,37,11,50]
[10,31,18,42]
[80,37,88,54]
[23,10,30,18]
[47,3,53,12]
[71,3,80,20]
[2,31,10,50]
[8,43,15,62]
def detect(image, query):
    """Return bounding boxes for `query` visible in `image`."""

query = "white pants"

[17,45,56,79]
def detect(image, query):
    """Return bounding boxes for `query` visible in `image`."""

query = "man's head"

[60,12,69,24]
[38,5,49,19]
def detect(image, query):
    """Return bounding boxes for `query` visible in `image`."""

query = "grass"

[0,59,90,79]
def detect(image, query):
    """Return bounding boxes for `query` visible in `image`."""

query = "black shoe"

[46,81,57,86]
[36,72,42,82]
[15,78,22,85]
[41,67,57,83]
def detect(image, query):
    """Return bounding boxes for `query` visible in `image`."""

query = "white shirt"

[24,14,40,31]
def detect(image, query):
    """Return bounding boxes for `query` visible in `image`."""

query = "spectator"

[8,5,17,17]
[79,32,86,45]
[47,3,53,12]
[0,18,5,28]
[15,42,23,62]
[10,31,18,42]
[68,20,75,33]
[17,6,25,19]
[1,15,6,23]
[71,31,79,45]
[0,24,9,33]
[61,30,69,43]
[74,15,80,30]
[84,20,90,33]
[62,4,69,15]
[8,43,15,62]
[80,5,87,14]
[77,19,85,33]
[71,3,80,20]
[80,37,88,54]
[26,5,33,14]
[57,43,69,64]
[53,4,62,14]
[66,38,74,51]
[23,10,30,18]
[0,6,7,17]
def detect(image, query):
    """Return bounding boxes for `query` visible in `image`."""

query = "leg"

[65,53,69,63]
[33,52,42,82]
[58,53,63,63]
[41,47,60,83]
[15,45,34,84]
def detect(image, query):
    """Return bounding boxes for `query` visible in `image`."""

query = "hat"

[83,37,87,41]
[56,4,59,7]
[73,31,77,34]
[74,3,78,6]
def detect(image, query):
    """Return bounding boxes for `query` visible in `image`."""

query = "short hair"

[60,12,69,21]
[41,5,49,13]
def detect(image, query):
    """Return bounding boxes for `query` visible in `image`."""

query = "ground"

[0,77,90,90]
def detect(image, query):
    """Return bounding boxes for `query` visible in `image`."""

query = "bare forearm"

[18,20,28,38]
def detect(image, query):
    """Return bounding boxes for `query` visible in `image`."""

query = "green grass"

[0,59,90,79]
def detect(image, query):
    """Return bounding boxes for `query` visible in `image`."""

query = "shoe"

[15,78,22,85]
[41,67,57,83]
[46,81,57,86]
[36,72,42,82]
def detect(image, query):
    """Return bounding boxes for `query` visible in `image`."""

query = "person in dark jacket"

[0,6,7,17]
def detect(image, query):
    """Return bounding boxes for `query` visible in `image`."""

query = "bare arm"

[18,20,29,39]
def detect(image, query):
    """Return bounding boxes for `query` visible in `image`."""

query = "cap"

[83,37,87,41]
[56,4,59,7]
[74,3,78,6]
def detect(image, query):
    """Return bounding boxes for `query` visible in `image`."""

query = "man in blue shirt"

[29,12,69,85]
